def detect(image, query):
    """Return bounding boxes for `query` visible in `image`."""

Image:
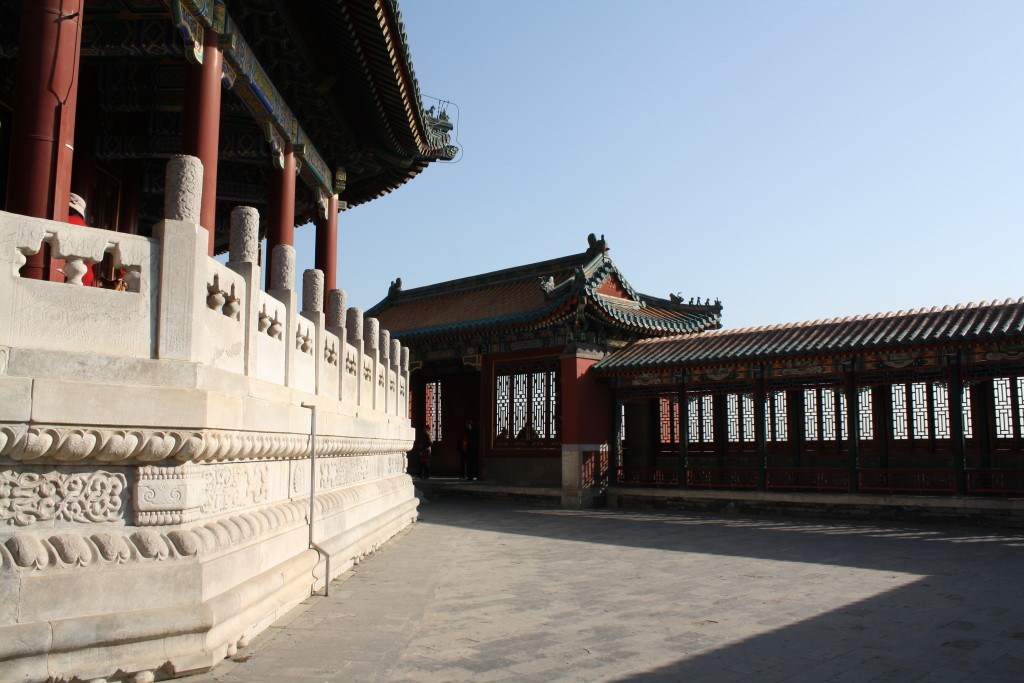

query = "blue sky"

[291,1,1024,330]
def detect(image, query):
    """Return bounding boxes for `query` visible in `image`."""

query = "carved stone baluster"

[63,259,88,286]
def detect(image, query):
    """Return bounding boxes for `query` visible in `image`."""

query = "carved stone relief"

[1,469,127,527]
[202,462,269,515]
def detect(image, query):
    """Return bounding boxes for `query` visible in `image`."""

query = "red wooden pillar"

[559,347,611,447]
[6,0,84,279]
[181,28,223,256]
[265,143,296,285]
[315,194,339,305]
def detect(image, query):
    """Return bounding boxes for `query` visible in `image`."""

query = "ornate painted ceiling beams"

[168,0,340,207]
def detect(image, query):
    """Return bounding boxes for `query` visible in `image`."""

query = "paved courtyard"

[194,499,1024,682]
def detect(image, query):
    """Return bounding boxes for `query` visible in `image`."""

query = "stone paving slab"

[191,500,1024,682]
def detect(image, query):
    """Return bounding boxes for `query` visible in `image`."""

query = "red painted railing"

[685,468,759,489]
[858,470,955,494]
[615,467,679,487]
[966,471,1024,495]
[766,469,850,491]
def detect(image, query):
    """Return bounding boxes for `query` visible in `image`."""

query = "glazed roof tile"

[595,298,1024,373]
[367,241,722,340]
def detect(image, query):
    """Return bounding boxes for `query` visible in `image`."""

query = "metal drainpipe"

[301,403,330,597]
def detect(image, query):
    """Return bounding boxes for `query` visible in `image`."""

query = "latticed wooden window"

[764,391,788,442]
[425,380,442,442]
[687,394,714,444]
[889,381,951,442]
[494,361,560,444]
[726,393,755,443]
[988,376,1024,441]
[962,385,973,439]
[858,387,874,440]
[659,396,679,444]
[802,387,846,442]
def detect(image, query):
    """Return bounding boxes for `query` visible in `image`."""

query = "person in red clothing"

[67,193,95,286]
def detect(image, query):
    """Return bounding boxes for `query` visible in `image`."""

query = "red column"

[6,0,85,279]
[181,28,223,256]
[315,194,339,304]
[560,351,612,446]
[265,143,296,285]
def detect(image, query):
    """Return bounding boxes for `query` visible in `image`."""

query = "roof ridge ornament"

[585,233,609,258]
[388,278,403,298]
[539,276,555,297]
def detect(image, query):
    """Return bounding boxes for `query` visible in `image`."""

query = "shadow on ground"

[417,500,1024,682]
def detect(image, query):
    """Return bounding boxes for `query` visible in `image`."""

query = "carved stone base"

[0,474,418,682]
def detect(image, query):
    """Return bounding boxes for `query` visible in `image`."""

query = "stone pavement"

[192,499,1024,682]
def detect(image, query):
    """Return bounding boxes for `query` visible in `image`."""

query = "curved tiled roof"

[595,298,1024,373]
[222,0,456,208]
[367,240,723,341]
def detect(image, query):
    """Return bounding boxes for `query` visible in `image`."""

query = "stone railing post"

[400,346,410,418]
[156,155,207,361]
[346,307,364,405]
[391,338,402,415]
[365,317,380,410]
[379,328,391,413]
[269,244,297,387]
[302,269,326,396]
[326,289,346,400]
[226,206,260,376]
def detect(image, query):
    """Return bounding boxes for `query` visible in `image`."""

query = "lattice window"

[660,396,679,444]
[687,394,715,444]
[727,394,740,442]
[725,393,755,443]
[687,396,701,443]
[701,394,714,442]
[495,374,510,439]
[994,377,1016,439]
[962,385,973,439]
[803,389,819,441]
[495,361,559,443]
[765,391,788,442]
[858,386,874,439]
[1019,378,1024,438]
[911,382,930,440]
[891,384,909,440]
[801,388,845,442]
[531,371,548,439]
[932,382,950,439]
[548,370,558,439]
[425,380,443,442]
[512,371,529,438]
[888,380,953,442]
[741,393,756,442]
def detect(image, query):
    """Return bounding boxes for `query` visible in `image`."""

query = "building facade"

[368,235,722,505]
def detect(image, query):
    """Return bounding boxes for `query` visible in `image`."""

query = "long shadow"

[417,499,1024,577]
[417,500,1024,681]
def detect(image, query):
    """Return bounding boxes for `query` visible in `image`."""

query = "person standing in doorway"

[459,421,472,480]
[416,427,432,480]
[468,420,480,481]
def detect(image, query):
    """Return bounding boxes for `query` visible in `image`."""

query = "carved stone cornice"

[1,475,411,574]
[0,423,412,466]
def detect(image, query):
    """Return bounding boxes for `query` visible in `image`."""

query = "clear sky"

[291,1,1024,330]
